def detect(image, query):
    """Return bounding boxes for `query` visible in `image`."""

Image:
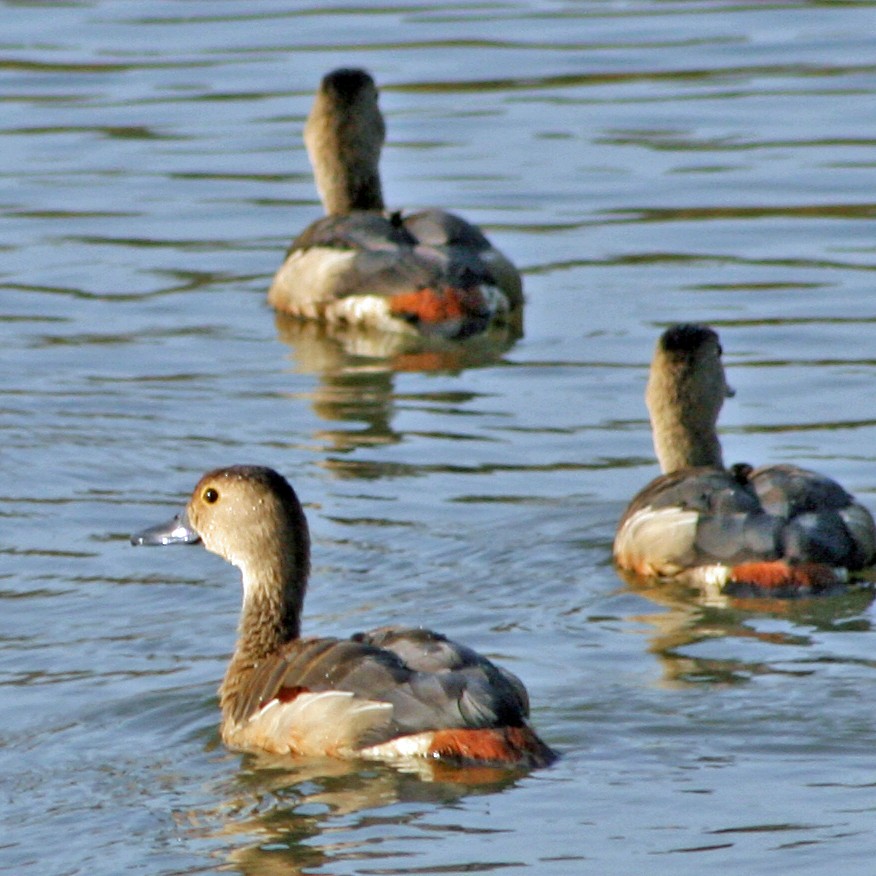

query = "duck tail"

[427,725,557,768]
[728,561,847,595]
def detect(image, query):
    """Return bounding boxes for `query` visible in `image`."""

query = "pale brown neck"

[650,415,724,473]
[315,161,384,215]
[219,551,308,712]
[647,371,724,474]
[305,89,385,215]
[240,566,303,656]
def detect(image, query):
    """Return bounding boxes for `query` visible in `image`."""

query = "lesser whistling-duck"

[613,324,876,594]
[132,465,554,766]
[267,68,523,340]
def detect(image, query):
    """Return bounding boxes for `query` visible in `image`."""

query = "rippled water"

[4,1,876,873]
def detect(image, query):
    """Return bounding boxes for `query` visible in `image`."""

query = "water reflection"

[619,569,875,688]
[189,754,523,875]
[274,312,519,455]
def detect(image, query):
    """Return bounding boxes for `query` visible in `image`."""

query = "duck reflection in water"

[274,312,518,459]
[184,755,524,876]
[617,567,875,688]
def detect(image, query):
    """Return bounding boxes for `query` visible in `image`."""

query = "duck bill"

[131,507,201,546]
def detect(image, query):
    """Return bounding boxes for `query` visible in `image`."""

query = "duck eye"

[203,488,219,504]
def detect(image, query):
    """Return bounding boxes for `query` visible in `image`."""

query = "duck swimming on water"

[613,324,876,594]
[267,68,523,340]
[132,465,554,766]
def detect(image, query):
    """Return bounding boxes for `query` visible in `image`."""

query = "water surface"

[3,1,876,873]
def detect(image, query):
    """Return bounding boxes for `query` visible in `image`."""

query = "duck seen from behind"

[614,324,876,593]
[267,68,523,340]
[132,465,554,767]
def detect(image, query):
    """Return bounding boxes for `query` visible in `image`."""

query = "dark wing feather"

[355,626,531,725]
[287,213,416,255]
[749,464,873,566]
[288,210,499,296]
[402,209,492,251]
[748,463,853,516]
[238,629,530,742]
[620,463,876,570]
[623,467,762,517]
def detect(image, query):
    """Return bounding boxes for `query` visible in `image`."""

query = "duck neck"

[647,380,725,474]
[238,564,305,659]
[305,88,386,215]
[314,156,383,216]
[313,153,384,215]
[651,416,724,473]
[220,542,309,707]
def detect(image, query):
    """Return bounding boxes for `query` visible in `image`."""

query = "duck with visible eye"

[613,324,876,595]
[132,466,554,767]
[267,68,523,341]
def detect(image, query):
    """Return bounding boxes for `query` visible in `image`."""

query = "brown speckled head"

[186,466,308,573]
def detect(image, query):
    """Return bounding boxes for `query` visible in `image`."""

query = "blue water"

[3,1,876,873]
